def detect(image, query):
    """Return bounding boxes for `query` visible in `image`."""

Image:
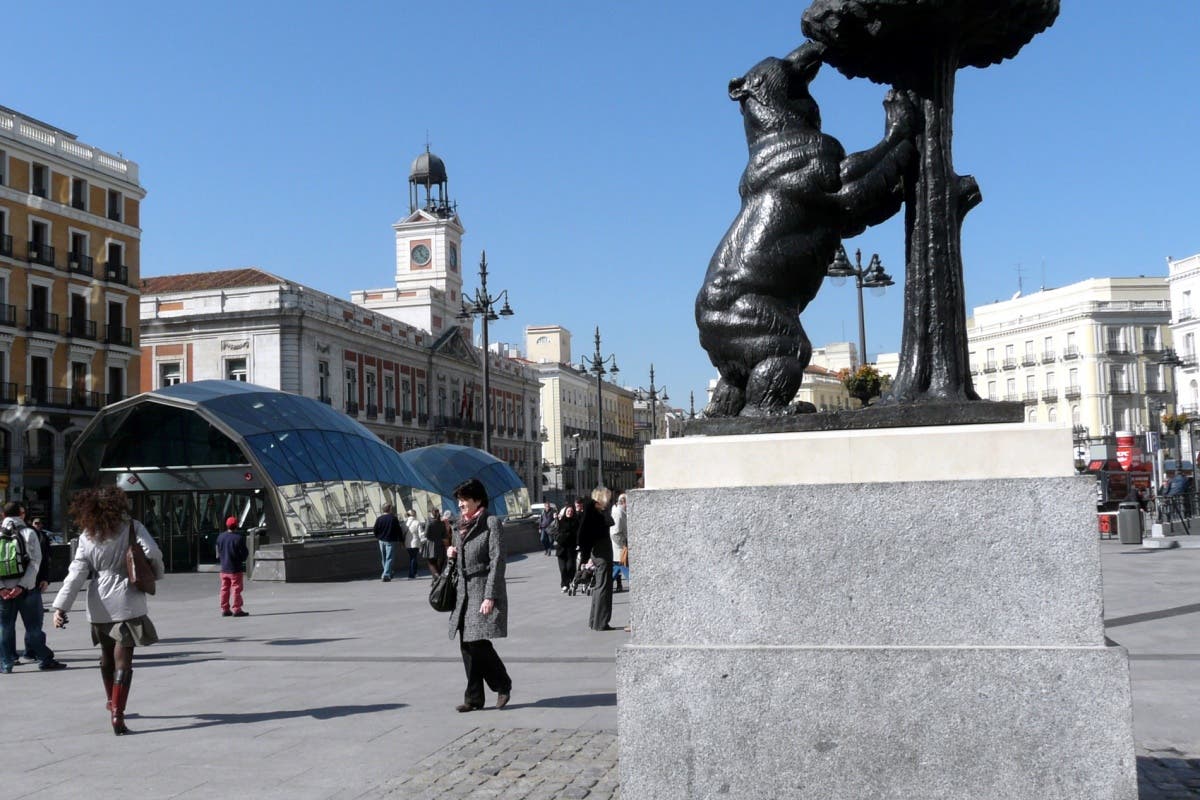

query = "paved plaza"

[7,538,1199,798]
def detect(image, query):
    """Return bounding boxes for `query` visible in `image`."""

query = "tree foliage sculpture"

[802,0,1060,404]
[839,364,885,407]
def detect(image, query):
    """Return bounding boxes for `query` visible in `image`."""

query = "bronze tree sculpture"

[802,0,1060,404]
[695,42,915,417]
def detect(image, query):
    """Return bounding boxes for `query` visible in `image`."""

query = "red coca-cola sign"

[1115,431,1139,470]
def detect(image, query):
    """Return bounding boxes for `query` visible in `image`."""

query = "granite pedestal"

[617,424,1137,799]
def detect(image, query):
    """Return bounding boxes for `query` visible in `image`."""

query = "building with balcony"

[524,324,637,502]
[139,268,542,494]
[0,106,143,524]
[967,277,1173,446]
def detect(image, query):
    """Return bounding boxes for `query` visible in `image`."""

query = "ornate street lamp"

[579,326,619,489]
[827,244,894,367]
[456,251,513,453]
[636,364,669,440]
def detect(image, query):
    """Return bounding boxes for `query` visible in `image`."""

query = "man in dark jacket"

[576,490,616,631]
[216,517,250,617]
[373,503,404,582]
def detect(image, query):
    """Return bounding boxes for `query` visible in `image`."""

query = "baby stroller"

[568,562,596,596]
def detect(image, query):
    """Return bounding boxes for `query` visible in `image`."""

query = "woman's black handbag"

[428,557,458,612]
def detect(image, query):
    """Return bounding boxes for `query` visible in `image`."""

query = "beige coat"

[53,519,165,623]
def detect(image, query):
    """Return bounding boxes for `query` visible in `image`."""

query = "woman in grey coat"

[445,477,511,712]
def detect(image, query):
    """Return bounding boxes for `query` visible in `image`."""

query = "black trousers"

[557,554,576,588]
[459,635,512,707]
[589,557,613,630]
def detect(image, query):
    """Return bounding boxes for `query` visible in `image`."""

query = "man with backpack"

[0,501,66,673]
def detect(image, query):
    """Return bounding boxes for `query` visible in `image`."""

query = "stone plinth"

[617,424,1137,800]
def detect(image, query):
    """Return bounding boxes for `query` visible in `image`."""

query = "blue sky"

[7,1,1199,408]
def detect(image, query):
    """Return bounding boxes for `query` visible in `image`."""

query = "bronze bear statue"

[695,42,914,417]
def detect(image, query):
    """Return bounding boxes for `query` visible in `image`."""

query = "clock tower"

[352,147,466,336]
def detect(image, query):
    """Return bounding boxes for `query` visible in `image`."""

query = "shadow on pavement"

[1105,602,1200,629]
[134,703,407,732]
[243,608,355,617]
[511,692,616,710]
[266,637,359,646]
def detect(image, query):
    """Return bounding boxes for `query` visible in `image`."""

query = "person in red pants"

[216,517,249,618]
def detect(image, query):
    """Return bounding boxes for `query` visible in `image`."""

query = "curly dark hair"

[69,486,131,542]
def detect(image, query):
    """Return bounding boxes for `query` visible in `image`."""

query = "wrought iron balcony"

[1104,344,1130,356]
[0,382,16,404]
[26,309,59,334]
[1040,389,1059,402]
[1062,346,1081,360]
[1110,384,1133,395]
[71,390,102,410]
[68,253,94,276]
[105,325,132,346]
[104,263,129,284]
[105,392,124,406]
[67,317,97,339]
[1064,385,1081,399]
[384,407,397,422]
[1004,393,1020,402]
[24,386,70,407]
[0,234,11,257]
[0,305,16,328]
[1041,351,1056,363]
[365,404,379,419]
[27,242,55,266]
[345,401,359,415]
[982,361,998,373]
[1021,355,1037,367]
[1002,358,1017,370]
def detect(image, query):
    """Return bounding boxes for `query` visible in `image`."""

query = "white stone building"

[967,277,1173,441]
[524,324,637,500]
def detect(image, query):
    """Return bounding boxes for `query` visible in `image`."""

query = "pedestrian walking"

[372,503,404,582]
[577,489,616,631]
[52,486,165,735]
[216,517,250,617]
[405,509,423,579]
[2,506,67,671]
[2,502,67,672]
[422,509,448,578]
[445,478,512,713]
[538,504,557,555]
[554,501,580,593]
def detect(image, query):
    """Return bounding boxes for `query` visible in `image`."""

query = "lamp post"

[826,244,894,367]
[579,326,619,490]
[456,251,513,454]
[636,364,669,440]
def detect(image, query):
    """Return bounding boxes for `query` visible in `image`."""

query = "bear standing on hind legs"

[695,41,915,417]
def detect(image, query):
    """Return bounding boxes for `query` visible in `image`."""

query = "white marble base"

[645,423,1074,489]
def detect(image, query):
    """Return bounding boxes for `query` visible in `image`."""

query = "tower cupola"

[409,146,454,217]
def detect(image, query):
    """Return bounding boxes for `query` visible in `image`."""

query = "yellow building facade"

[0,106,144,524]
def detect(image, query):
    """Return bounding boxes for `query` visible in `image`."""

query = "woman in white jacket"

[52,487,164,735]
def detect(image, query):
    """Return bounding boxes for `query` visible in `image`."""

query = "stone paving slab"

[1137,752,1200,799]
[380,728,619,800]
[6,540,1200,798]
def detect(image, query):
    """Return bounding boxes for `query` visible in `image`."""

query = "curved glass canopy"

[398,444,530,518]
[65,381,441,542]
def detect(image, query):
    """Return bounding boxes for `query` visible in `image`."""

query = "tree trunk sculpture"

[802,0,1060,404]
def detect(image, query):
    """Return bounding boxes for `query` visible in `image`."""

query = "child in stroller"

[568,562,595,596]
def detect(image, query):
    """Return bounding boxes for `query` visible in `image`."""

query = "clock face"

[411,244,431,266]
[448,245,458,269]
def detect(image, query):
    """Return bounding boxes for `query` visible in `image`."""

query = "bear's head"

[729,41,825,134]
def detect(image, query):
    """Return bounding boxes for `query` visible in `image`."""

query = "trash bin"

[1117,501,1143,544]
